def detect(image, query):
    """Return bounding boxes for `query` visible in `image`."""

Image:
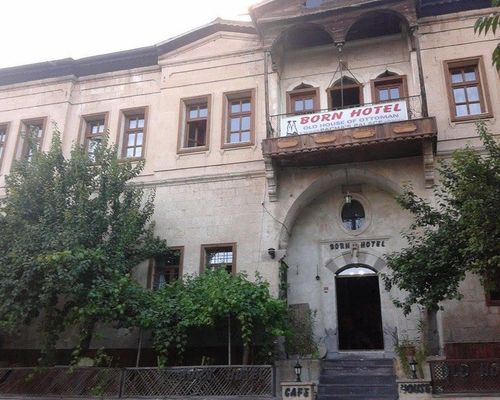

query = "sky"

[0,0,258,69]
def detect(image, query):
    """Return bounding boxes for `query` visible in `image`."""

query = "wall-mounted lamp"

[268,248,276,259]
[345,192,352,204]
[294,360,302,382]
[409,357,418,379]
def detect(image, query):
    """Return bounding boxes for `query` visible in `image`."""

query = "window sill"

[221,142,254,151]
[450,113,494,125]
[486,299,500,307]
[176,147,209,157]
[120,157,145,163]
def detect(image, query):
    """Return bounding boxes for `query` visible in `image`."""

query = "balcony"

[262,96,437,200]
[263,96,436,164]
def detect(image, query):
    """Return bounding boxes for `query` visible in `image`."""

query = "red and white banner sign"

[280,101,408,137]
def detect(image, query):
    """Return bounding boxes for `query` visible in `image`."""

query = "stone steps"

[317,358,398,400]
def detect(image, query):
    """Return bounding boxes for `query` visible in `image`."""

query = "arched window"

[328,77,363,109]
[287,83,319,115]
[372,71,407,102]
[337,264,377,276]
[341,199,365,230]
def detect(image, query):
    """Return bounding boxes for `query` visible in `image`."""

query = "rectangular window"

[287,87,319,115]
[445,58,491,121]
[486,273,500,307]
[224,90,254,147]
[151,247,183,290]
[373,76,406,102]
[328,79,363,109]
[201,243,236,274]
[82,114,107,156]
[122,110,146,159]
[20,118,46,160]
[179,96,211,152]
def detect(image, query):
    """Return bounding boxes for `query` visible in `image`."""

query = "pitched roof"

[0,18,257,87]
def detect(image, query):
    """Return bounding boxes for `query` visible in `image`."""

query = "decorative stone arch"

[319,247,396,356]
[278,168,403,249]
[325,249,388,275]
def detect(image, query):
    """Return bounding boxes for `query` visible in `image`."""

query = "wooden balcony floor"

[262,117,437,167]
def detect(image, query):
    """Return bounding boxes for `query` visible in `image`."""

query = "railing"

[0,365,275,398]
[267,95,423,138]
[430,359,500,394]
[0,367,122,397]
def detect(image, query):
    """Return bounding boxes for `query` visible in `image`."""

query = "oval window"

[341,200,365,231]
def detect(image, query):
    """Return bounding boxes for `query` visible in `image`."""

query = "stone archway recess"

[277,167,403,250]
[275,168,404,357]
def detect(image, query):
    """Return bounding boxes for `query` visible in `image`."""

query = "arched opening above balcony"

[273,23,334,52]
[345,11,408,42]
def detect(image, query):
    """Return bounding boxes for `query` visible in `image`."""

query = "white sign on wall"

[280,101,408,137]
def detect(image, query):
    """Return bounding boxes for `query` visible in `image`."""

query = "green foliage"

[141,268,288,365]
[475,0,500,70]
[0,127,167,364]
[392,328,427,380]
[286,307,318,357]
[384,123,500,314]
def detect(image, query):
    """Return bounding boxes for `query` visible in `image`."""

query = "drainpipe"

[264,50,272,138]
[412,26,429,117]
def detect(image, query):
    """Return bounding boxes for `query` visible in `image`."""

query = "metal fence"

[0,365,275,398]
[267,95,423,138]
[430,359,500,394]
[0,367,121,397]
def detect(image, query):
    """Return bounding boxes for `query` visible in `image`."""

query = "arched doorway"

[336,264,384,350]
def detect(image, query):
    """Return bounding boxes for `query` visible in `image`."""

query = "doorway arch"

[335,264,384,350]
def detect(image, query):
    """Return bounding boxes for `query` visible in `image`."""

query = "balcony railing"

[267,95,424,138]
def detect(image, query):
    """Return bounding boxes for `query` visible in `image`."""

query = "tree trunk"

[78,318,97,358]
[242,343,250,365]
[423,309,440,356]
[40,298,64,366]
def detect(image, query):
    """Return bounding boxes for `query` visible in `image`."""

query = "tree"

[141,268,288,366]
[384,122,500,315]
[475,0,500,70]
[0,127,167,364]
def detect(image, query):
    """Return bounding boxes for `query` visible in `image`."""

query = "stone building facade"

[0,0,498,365]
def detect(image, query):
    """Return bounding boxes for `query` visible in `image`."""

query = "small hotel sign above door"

[280,100,408,136]
[330,239,387,251]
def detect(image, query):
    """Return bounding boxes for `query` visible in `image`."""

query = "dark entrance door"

[336,266,384,350]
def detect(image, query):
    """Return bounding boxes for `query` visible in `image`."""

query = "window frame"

[0,122,10,172]
[222,89,255,149]
[370,75,408,103]
[80,112,109,155]
[327,81,364,110]
[200,243,237,274]
[444,56,492,122]
[178,95,212,154]
[120,107,148,160]
[485,273,500,307]
[149,246,184,290]
[286,87,320,115]
[17,117,47,160]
